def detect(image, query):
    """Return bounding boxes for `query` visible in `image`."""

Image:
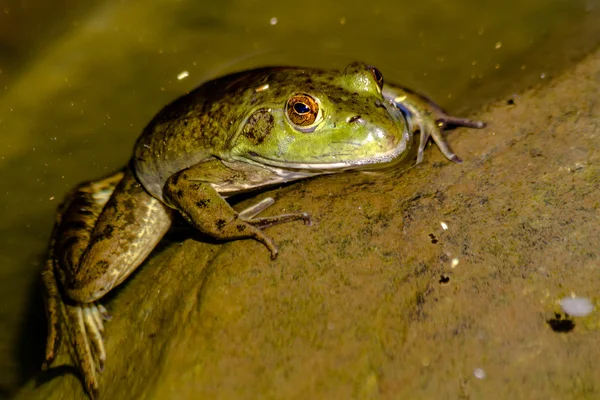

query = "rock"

[17,49,600,400]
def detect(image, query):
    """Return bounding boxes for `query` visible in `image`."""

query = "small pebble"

[473,367,486,379]
[560,297,594,317]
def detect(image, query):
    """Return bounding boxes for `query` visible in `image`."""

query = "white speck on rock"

[473,367,486,379]
[560,297,594,317]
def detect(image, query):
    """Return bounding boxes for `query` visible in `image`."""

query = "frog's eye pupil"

[368,66,384,89]
[286,93,320,129]
[294,102,310,114]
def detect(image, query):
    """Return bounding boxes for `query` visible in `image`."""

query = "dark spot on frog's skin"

[507,98,515,106]
[175,189,185,199]
[74,192,95,205]
[216,219,226,230]
[195,199,210,208]
[103,224,114,239]
[242,109,274,145]
[439,275,450,284]
[171,173,181,187]
[63,221,89,232]
[190,183,201,191]
[236,224,246,233]
[248,151,259,157]
[183,119,188,126]
[59,236,81,254]
[123,198,137,211]
[348,115,362,123]
[67,259,110,288]
[93,260,111,273]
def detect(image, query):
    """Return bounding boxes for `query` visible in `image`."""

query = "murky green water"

[0,0,599,395]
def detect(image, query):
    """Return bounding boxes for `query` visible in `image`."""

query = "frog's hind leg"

[47,168,174,397]
[42,233,104,398]
[42,171,124,398]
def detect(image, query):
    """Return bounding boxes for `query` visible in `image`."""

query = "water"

[0,0,599,395]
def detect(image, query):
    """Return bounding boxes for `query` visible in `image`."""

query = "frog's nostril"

[347,115,362,123]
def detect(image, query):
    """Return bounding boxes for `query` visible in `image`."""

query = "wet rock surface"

[16,48,600,400]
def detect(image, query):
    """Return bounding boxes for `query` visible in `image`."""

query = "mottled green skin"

[134,62,408,200]
[42,62,485,399]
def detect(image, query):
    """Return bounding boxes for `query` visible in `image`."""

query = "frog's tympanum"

[41,62,485,398]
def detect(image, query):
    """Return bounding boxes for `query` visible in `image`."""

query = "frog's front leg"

[163,163,310,259]
[383,84,486,163]
[44,168,174,398]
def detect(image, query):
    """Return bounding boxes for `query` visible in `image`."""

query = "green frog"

[41,62,485,398]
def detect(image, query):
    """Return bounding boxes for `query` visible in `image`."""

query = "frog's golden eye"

[285,93,322,131]
[368,66,384,90]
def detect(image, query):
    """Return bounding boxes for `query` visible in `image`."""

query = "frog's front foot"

[417,111,486,164]
[164,169,312,260]
[238,197,311,259]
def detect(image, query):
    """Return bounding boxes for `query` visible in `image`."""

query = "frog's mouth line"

[242,138,411,175]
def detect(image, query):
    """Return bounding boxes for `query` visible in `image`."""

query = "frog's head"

[228,62,411,174]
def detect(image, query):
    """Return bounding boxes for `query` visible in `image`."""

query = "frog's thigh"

[64,169,175,303]
[163,164,278,256]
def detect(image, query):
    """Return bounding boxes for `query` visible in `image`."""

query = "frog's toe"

[238,204,311,259]
[240,198,312,229]
[438,115,486,129]
[238,197,275,219]
[420,118,466,164]
[97,304,111,321]
[83,303,107,370]
[42,295,61,370]
[244,212,311,229]
[416,122,430,164]
[88,305,104,334]
[65,303,101,397]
